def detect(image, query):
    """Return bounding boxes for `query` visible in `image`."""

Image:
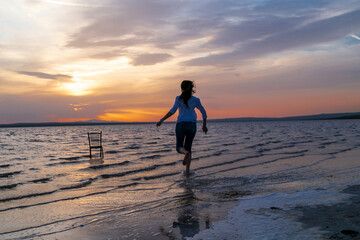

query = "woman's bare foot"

[183,151,191,165]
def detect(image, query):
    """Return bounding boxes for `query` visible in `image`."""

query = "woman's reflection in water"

[172,185,210,239]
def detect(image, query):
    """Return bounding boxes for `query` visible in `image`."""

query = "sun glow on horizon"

[98,108,168,122]
[56,118,92,122]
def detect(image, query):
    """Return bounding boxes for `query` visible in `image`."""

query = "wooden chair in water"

[87,131,104,158]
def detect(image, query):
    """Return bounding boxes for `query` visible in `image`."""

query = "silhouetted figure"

[157,80,208,177]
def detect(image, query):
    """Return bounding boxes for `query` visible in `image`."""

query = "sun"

[62,77,95,96]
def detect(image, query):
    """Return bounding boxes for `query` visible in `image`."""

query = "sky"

[0,0,360,124]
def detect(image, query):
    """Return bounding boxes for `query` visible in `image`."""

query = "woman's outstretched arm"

[156,112,173,127]
[157,97,178,127]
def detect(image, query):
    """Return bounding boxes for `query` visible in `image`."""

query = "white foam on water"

[189,188,352,240]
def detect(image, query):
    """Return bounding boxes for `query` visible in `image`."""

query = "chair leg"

[89,148,92,158]
[100,147,104,158]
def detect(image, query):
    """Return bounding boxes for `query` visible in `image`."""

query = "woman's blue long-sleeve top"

[169,96,207,123]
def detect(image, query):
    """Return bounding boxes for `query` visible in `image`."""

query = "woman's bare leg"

[179,147,191,165]
[178,147,192,176]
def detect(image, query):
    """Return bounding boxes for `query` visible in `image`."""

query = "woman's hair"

[179,80,195,107]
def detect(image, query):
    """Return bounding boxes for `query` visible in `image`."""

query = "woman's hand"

[156,112,173,127]
[203,118,207,134]
[202,125,208,134]
[156,119,163,127]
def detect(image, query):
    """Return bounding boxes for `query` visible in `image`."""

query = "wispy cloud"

[350,34,360,40]
[131,53,173,66]
[184,9,360,66]
[42,0,105,8]
[16,71,73,82]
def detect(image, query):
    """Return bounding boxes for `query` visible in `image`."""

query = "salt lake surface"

[0,120,360,239]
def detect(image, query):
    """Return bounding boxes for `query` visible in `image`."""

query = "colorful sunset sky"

[1,0,359,124]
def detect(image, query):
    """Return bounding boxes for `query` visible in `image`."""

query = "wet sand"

[297,184,360,239]
[190,184,360,240]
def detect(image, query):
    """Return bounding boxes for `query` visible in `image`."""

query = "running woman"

[156,80,208,176]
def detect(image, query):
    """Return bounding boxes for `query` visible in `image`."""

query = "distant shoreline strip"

[0,112,359,128]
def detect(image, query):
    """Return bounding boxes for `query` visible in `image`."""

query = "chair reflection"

[89,157,104,165]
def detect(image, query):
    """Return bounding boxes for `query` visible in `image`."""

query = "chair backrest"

[88,132,102,147]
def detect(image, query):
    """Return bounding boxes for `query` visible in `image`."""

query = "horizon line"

[1,111,359,127]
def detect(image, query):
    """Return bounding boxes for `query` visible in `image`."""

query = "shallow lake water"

[1,120,360,239]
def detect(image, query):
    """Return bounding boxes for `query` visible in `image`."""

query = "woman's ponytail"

[179,80,195,107]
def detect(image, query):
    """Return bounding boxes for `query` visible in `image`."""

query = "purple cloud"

[16,71,73,82]
[131,53,172,66]
[184,9,360,66]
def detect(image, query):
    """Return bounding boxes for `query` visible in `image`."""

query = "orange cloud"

[97,108,170,122]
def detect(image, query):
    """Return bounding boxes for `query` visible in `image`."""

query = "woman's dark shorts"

[175,121,197,153]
